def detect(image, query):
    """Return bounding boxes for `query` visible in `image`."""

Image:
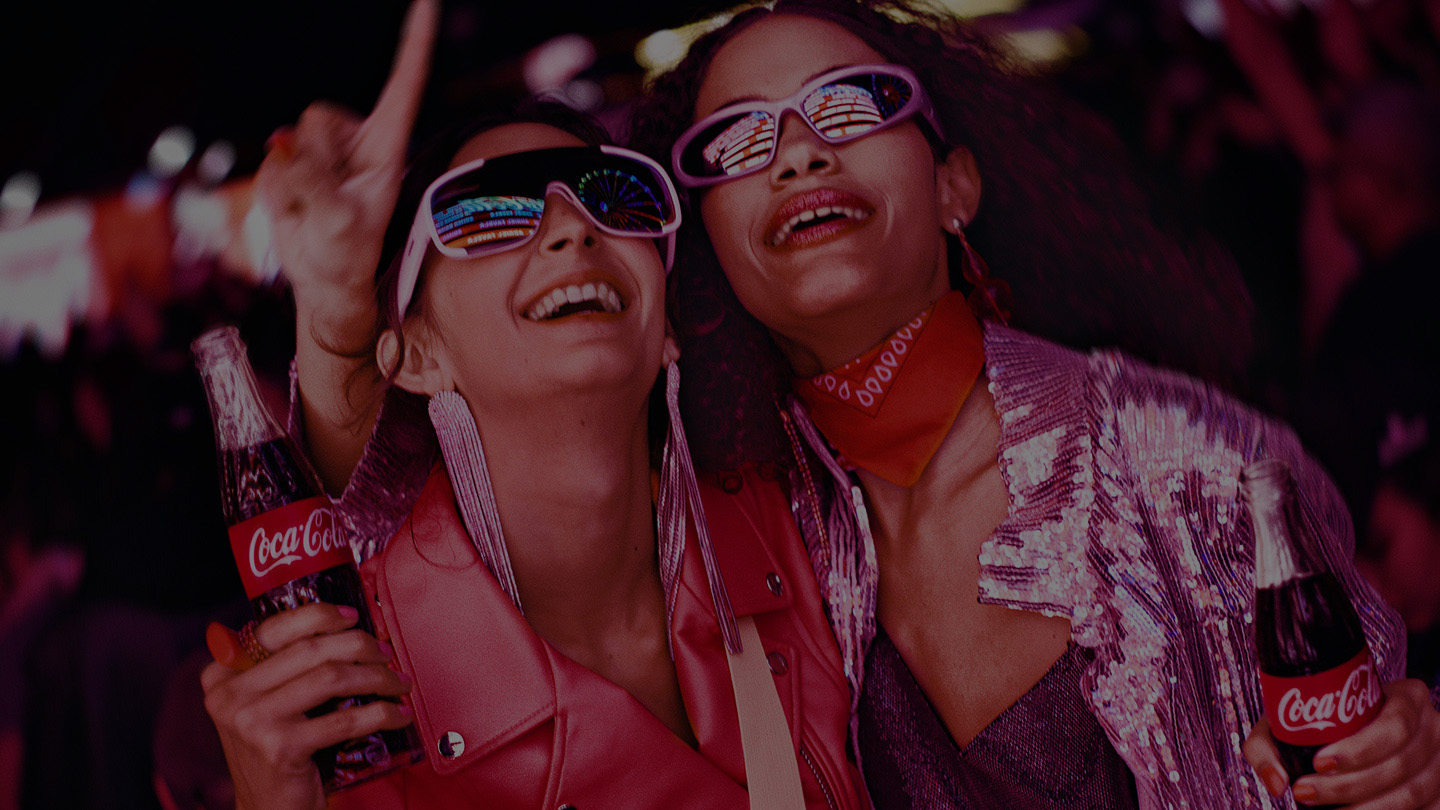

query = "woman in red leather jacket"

[200,3,866,808]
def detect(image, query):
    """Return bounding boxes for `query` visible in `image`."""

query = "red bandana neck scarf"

[792,292,985,487]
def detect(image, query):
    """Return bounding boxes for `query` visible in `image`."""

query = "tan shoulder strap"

[726,615,806,810]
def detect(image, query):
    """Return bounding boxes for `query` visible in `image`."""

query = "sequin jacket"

[785,323,1407,810]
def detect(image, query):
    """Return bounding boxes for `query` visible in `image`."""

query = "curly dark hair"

[627,0,1256,470]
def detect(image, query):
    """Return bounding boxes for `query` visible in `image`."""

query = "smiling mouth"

[522,281,626,322]
[765,190,875,248]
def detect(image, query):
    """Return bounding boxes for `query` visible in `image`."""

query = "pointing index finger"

[356,0,439,167]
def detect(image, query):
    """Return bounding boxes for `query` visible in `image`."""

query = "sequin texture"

[788,325,1407,809]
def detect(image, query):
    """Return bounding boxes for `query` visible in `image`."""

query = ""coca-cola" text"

[227,496,353,598]
[248,506,344,578]
[1262,650,1384,745]
[1276,661,1381,733]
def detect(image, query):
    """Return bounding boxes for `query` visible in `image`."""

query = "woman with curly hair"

[628,1,1440,806]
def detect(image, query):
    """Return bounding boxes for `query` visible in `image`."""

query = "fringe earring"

[952,216,1013,325]
[429,390,523,612]
[657,361,742,654]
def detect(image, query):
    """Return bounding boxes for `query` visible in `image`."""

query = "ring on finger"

[238,620,273,664]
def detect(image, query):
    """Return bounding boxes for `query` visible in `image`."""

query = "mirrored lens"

[429,148,676,257]
[804,85,884,138]
[700,112,776,178]
[574,163,671,233]
[681,71,918,181]
[432,194,544,252]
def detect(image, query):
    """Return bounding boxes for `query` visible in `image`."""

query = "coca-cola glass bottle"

[193,325,421,793]
[1243,458,1384,799]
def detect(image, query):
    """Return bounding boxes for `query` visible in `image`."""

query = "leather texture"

[330,464,869,810]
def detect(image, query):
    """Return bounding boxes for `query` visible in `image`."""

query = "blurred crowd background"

[1,0,1438,808]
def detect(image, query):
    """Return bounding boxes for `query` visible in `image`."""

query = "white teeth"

[523,280,626,321]
[768,205,871,246]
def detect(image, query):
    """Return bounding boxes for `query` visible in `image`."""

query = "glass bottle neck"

[1244,459,1313,588]
[193,326,284,452]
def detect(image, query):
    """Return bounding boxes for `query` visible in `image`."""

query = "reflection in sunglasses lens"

[703,112,777,177]
[691,72,916,180]
[435,196,543,251]
[576,168,669,232]
[805,82,886,138]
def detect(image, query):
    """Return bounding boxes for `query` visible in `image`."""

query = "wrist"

[295,289,380,353]
[291,274,376,318]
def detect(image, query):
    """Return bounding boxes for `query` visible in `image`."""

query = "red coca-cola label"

[228,496,352,598]
[1261,649,1384,746]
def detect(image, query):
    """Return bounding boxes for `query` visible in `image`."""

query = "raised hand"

[202,604,414,810]
[258,0,436,309]
[1245,678,1440,808]
[256,0,439,493]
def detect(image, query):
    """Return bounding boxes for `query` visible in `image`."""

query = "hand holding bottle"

[1240,459,1440,808]
[202,604,414,810]
[194,325,422,792]
[1244,679,1440,808]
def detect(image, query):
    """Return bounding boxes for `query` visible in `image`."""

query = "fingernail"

[337,605,359,621]
[1260,766,1287,798]
[1292,783,1318,804]
[205,622,252,671]
[397,670,412,686]
[378,640,393,658]
[398,703,413,718]
[265,130,297,160]
[1313,755,1339,774]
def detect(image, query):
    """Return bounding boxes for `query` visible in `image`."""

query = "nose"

[535,188,598,255]
[766,110,837,184]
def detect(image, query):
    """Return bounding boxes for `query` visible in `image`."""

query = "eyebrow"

[711,63,854,111]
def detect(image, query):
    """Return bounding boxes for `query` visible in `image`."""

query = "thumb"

[1242,717,1291,798]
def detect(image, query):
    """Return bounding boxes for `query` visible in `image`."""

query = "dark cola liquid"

[222,438,422,792]
[1255,570,1367,795]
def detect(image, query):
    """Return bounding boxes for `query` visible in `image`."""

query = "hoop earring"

[429,390,524,611]
[950,217,1012,325]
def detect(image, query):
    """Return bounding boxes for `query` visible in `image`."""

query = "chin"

[560,350,661,391]
[795,271,904,320]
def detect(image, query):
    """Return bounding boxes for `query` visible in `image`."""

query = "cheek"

[699,185,750,247]
[699,188,764,286]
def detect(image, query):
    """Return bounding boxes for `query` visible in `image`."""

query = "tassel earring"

[952,216,1012,325]
[657,361,742,654]
[429,390,523,612]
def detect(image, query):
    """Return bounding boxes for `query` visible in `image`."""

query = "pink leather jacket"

[330,463,869,810]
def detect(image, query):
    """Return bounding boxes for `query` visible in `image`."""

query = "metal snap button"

[438,731,465,759]
[766,572,784,597]
[767,651,789,675]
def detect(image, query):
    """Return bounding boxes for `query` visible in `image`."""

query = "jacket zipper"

[799,744,838,810]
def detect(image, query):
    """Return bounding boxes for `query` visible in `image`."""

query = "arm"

[1095,345,1434,806]
[1238,415,1440,808]
[257,0,436,494]
[1215,0,1334,171]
